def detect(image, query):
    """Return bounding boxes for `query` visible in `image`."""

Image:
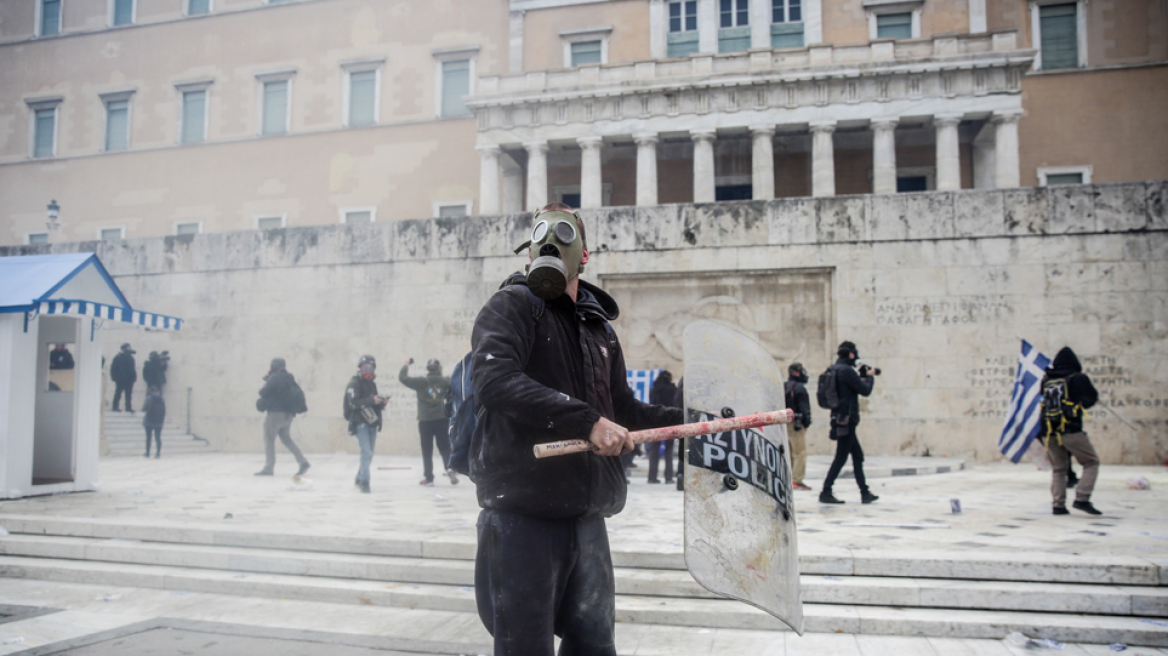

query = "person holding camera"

[820,341,880,505]
[345,355,387,494]
[143,350,169,393]
[784,363,813,491]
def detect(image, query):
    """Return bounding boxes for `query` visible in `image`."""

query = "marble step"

[0,534,1163,617]
[1,514,1162,587]
[0,554,1165,647]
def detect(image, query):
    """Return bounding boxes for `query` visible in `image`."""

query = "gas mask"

[360,363,376,381]
[790,364,809,384]
[513,209,586,300]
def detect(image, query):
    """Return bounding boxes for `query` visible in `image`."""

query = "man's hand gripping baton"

[532,409,795,458]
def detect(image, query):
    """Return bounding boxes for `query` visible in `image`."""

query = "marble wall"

[4,181,1164,464]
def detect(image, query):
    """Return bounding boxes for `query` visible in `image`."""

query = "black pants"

[647,439,675,482]
[144,426,161,455]
[418,418,451,481]
[475,509,617,656]
[823,420,868,495]
[113,382,134,411]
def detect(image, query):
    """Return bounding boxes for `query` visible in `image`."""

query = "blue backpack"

[445,352,478,476]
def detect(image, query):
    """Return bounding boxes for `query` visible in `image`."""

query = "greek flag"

[998,340,1051,463]
[626,369,659,404]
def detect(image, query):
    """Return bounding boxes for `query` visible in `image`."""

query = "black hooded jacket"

[1043,347,1098,435]
[469,272,683,519]
[832,357,874,425]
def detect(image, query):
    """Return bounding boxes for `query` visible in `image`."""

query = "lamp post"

[45,199,60,243]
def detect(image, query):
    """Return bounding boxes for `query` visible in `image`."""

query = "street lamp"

[46,199,60,236]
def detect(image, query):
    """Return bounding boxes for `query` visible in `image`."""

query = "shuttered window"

[773,0,801,23]
[188,0,210,15]
[1040,3,1078,70]
[41,0,61,35]
[181,90,206,143]
[570,40,602,67]
[105,99,129,151]
[262,80,288,135]
[438,205,468,218]
[668,0,699,57]
[441,60,470,117]
[175,223,201,235]
[112,0,133,26]
[344,211,372,224]
[876,12,912,39]
[348,70,377,126]
[34,108,56,158]
[1045,173,1083,185]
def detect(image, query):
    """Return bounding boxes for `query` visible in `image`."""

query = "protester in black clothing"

[647,370,680,484]
[785,363,813,491]
[820,340,878,505]
[142,386,165,458]
[345,355,386,493]
[1042,346,1101,515]
[142,351,168,391]
[49,344,74,370]
[110,343,137,412]
[255,358,310,477]
[469,203,683,655]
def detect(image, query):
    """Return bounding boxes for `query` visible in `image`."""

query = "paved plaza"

[0,450,1165,655]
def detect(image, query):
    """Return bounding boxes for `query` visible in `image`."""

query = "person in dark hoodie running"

[1041,346,1101,515]
[469,203,683,656]
[820,341,879,505]
[255,358,310,477]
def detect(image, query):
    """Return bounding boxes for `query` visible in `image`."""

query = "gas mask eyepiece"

[518,208,585,300]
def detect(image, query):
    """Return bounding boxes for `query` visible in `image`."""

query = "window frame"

[339,207,378,225]
[1037,165,1092,186]
[719,0,750,28]
[109,0,134,27]
[38,0,63,37]
[26,233,50,245]
[340,57,385,128]
[432,46,479,119]
[865,1,922,40]
[433,200,473,219]
[175,79,212,145]
[254,214,287,230]
[560,26,612,69]
[98,226,126,241]
[1030,0,1088,71]
[668,0,698,33]
[26,96,62,160]
[99,89,135,152]
[255,69,295,136]
[895,165,935,192]
[185,0,212,17]
[173,220,203,235]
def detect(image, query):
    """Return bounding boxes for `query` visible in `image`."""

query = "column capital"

[576,136,603,149]
[749,124,776,138]
[476,144,501,156]
[633,132,659,146]
[933,114,964,127]
[690,129,716,142]
[870,117,899,131]
[809,121,836,134]
[991,110,1023,125]
[523,140,548,154]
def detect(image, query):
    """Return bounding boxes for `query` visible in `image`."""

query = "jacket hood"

[1046,347,1082,377]
[500,272,619,322]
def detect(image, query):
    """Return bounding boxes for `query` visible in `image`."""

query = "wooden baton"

[532,408,794,459]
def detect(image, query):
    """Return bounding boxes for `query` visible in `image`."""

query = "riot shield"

[683,320,803,634]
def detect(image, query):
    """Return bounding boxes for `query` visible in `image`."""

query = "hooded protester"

[399,357,455,486]
[785,362,813,491]
[1041,346,1101,515]
[345,355,386,493]
[110,343,137,412]
[647,370,680,484]
[142,386,165,458]
[469,203,683,654]
[255,358,310,477]
[820,341,879,505]
[142,351,168,391]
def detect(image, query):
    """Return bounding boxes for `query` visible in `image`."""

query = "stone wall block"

[587,206,637,253]
[1094,183,1148,233]
[864,194,909,242]
[769,198,817,245]
[392,220,433,261]
[953,189,1004,238]
[816,196,865,243]
[1146,180,1167,230]
[1002,187,1048,235]
[1048,185,1096,234]
[679,201,768,249]
[633,205,682,251]
[432,218,468,260]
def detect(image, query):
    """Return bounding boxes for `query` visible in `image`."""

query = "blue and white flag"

[998,340,1051,463]
[626,369,660,404]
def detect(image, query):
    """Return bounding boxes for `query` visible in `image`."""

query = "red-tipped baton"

[532,408,795,459]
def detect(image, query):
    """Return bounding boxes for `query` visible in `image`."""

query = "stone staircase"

[102,410,213,457]
[0,515,1165,647]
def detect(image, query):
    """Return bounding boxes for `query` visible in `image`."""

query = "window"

[1045,173,1081,185]
[667,1,699,57]
[255,215,285,230]
[111,0,133,26]
[175,222,201,235]
[341,208,375,224]
[176,81,211,144]
[1038,3,1079,70]
[40,0,61,36]
[187,0,210,16]
[771,0,803,47]
[434,201,471,218]
[876,12,912,39]
[570,41,602,67]
[100,227,124,240]
[262,80,289,135]
[33,106,57,158]
[27,233,50,245]
[102,93,131,151]
[440,60,470,117]
[342,60,383,127]
[719,0,750,53]
[1038,165,1092,186]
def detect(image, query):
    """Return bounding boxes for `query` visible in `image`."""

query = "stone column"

[934,114,962,191]
[992,111,1022,189]
[577,136,603,209]
[634,132,659,206]
[751,125,775,201]
[810,121,836,198]
[691,129,716,203]
[477,145,501,214]
[502,154,524,213]
[871,118,898,195]
[524,141,548,210]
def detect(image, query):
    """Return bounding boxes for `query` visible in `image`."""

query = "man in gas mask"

[784,362,813,491]
[345,355,386,494]
[469,203,682,655]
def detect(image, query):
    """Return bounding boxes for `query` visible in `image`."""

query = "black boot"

[861,491,880,504]
[1072,500,1102,515]
[819,492,845,504]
